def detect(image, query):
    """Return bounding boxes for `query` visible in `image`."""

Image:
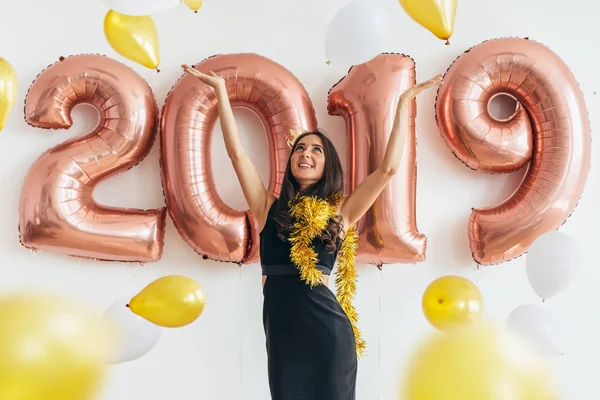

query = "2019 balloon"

[328,53,426,266]
[161,53,317,263]
[20,54,166,262]
[435,38,591,265]
[19,39,589,267]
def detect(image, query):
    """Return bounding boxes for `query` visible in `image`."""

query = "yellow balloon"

[0,293,114,400]
[399,0,457,43]
[422,275,483,330]
[403,323,560,400]
[129,275,206,328]
[104,10,160,69]
[182,0,203,12]
[0,57,18,131]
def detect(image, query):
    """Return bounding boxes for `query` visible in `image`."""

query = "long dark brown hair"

[273,131,345,252]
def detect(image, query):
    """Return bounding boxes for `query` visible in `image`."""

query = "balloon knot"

[125,304,130,308]
[445,40,450,46]
[376,263,383,271]
[156,68,161,73]
[194,10,198,13]
[59,56,65,61]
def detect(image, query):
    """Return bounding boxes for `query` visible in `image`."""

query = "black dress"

[260,200,357,400]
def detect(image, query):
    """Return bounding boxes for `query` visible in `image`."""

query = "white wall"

[1,0,599,398]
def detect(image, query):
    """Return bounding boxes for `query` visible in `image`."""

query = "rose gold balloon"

[328,54,426,266]
[161,53,317,263]
[21,54,166,262]
[435,38,591,265]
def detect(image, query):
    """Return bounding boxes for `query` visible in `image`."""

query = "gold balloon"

[182,0,203,12]
[398,0,457,43]
[104,10,160,69]
[403,323,560,400]
[0,57,17,130]
[129,275,206,328]
[422,275,483,330]
[0,293,114,400]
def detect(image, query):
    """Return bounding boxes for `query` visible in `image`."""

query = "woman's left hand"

[399,74,443,104]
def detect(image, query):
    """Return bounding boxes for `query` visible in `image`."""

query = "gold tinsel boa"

[288,195,366,357]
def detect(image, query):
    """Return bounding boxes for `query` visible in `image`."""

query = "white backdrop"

[1,0,599,398]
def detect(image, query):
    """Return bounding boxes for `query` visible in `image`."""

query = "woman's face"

[290,134,325,189]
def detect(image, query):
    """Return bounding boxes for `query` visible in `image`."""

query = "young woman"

[182,64,441,400]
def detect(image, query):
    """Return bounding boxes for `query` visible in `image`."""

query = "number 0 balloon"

[161,53,317,263]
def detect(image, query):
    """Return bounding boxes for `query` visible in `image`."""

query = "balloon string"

[377,268,383,400]
[239,265,244,395]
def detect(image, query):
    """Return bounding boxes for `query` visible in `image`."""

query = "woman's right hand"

[182,64,226,91]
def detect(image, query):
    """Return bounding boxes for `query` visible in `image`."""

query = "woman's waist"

[261,263,331,276]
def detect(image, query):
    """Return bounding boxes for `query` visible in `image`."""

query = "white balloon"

[101,0,179,16]
[103,297,162,364]
[507,304,562,356]
[526,231,579,299]
[325,1,391,67]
